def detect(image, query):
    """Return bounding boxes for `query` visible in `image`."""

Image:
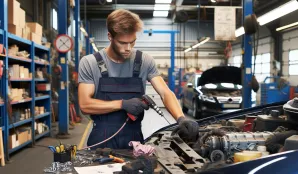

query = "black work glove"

[122,98,149,117]
[171,117,199,142]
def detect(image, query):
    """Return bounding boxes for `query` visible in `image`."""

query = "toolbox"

[53,149,71,163]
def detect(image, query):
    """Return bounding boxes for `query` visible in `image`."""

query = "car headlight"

[199,95,216,103]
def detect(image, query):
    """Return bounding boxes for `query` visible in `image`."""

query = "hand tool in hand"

[142,95,171,124]
[122,98,149,121]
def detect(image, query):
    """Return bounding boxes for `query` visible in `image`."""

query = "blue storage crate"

[261,77,290,105]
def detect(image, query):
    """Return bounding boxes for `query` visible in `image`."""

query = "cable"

[81,118,129,150]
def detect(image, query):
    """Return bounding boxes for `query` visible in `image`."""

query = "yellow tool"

[59,144,65,152]
[71,145,77,159]
[55,146,61,153]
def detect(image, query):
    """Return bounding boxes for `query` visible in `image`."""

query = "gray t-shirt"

[78,49,160,97]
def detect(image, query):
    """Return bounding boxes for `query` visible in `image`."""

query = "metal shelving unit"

[0,0,52,159]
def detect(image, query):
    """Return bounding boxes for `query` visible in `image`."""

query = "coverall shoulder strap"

[93,52,108,78]
[133,50,143,77]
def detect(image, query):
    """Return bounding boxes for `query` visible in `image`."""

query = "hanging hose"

[81,118,130,150]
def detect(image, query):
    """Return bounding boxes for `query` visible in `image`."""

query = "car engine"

[145,98,298,173]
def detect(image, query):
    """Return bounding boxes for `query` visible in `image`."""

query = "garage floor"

[0,109,194,174]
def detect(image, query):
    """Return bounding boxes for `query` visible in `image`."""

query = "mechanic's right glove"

[122,98,149,118]
[171,117,199,142]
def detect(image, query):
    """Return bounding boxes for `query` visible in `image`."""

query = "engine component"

[253,110,296,132]
[284,135,298,151]
[243,116,257,132]
[283,97,298,124]
[234,151,262,163]
[226,119,245,130]
[210,150,225,162]
[265,130,297,154]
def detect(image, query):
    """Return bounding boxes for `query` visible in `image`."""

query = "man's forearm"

[79,98,122,115]
[161,90,184,121]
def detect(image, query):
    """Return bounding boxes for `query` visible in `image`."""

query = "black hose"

[265,130,298,154]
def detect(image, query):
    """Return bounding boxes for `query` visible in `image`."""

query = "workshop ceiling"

[80,0,287,21]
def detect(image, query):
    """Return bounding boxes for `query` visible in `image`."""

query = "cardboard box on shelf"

[19,9,26,28]
[19,66,24,78]
[8,0,20,26]
[26,23,42,36]
[29,33,42,45]
[24,68,29,78]
[8,24,22,37]
[45,42,51,48]
[12,64,20,78]
[8,134,19,149]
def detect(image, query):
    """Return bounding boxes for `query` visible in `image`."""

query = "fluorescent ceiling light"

[153,11,169,17]
[184,48,192,53]
[235,27,245,37]
[106,0,112,2]
[192,37,210,49]
[211,0,217,3]
[154,4,170,11]
[155,0,172,3]
[276,21,298,31]
[257,0,298,26]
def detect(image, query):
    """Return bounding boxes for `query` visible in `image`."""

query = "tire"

[181,97,189,113]
[192,100,201,119]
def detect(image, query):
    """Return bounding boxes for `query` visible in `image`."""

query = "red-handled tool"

[127,113,137,121]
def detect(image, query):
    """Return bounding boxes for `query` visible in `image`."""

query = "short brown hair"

[107,9,143,37]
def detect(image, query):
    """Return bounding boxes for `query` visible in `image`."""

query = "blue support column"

[143,30,179,92]
[169,32,175,92]
[58,0,69,134]
[0,0,9,161]
[90,34,93,54]
[242,0,253,108]
[74,0,80,117]
[85,21,90,55]
[74,0,80,72]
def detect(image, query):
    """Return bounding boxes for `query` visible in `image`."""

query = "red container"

[243,116,257,132]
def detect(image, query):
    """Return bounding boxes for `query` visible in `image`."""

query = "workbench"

[43,149,162,174]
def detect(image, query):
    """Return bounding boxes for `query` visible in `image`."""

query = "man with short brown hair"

[78,9,199,149]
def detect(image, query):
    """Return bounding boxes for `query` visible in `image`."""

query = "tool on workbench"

[93,157,114,164]
[71,145,77,159]
[109,155,125,163]
[122,156,158,173]
[82,95,170,150]
[96,148,136,159]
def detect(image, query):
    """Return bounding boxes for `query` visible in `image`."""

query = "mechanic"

[78,9,199,150]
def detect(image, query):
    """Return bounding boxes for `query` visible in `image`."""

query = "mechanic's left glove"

[171,117,199,142]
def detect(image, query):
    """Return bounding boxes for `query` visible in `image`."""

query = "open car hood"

[198,66,242,86]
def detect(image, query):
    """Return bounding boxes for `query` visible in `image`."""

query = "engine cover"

[205,132,274,154]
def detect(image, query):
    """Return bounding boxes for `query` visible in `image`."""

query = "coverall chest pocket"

[99,78,144,101]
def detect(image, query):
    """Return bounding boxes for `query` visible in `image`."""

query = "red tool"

[127,95,169,124]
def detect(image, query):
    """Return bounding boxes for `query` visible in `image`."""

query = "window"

[233,56,242,67]
[289,50,298,75]
[229,56,242,67]
[252,53,271,82]
[52,9,58,30]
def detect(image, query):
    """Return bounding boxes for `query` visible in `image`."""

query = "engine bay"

[145,98,298,173]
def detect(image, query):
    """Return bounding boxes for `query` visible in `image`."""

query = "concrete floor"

[0,108,195,174]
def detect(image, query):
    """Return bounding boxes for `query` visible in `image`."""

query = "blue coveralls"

[87,51,145,149]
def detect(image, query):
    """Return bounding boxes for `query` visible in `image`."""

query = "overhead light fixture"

[106,0,112,2]
[154,4,170,11]
[192,37,210,49]
[257,0,298,26]
[211,0,217,3]
[235,27,245,37]
[155,0,172,3]
[153,11,169,17]
[276,21,298,31]
[184,48,192,53]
